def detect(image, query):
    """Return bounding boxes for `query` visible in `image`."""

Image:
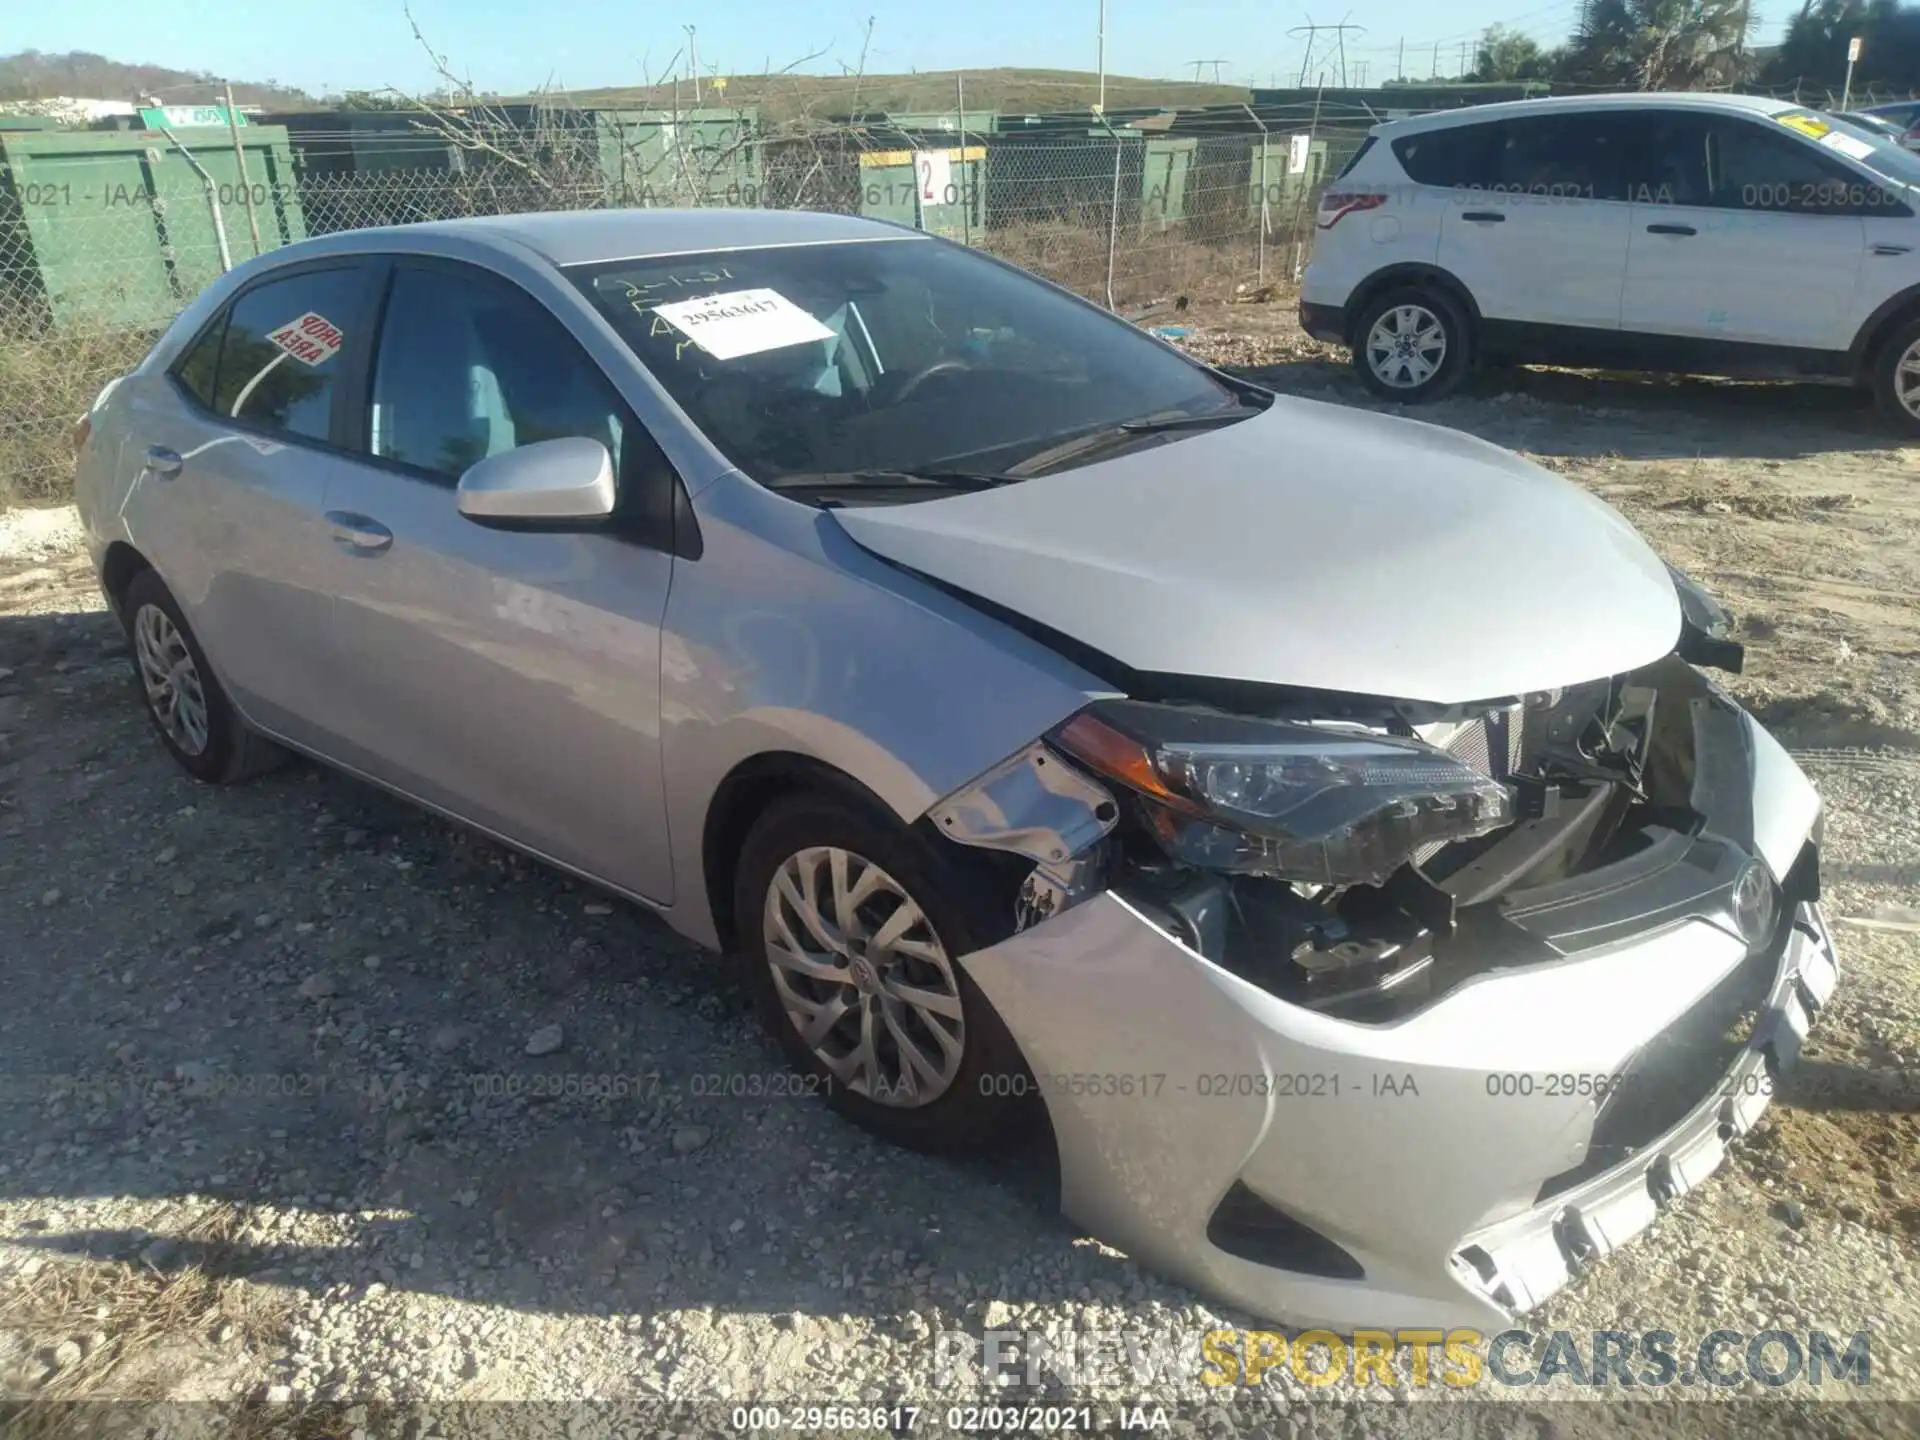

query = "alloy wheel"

[1896,337,1920,419]
[133,603,210,756]
[1365,303,1448,390]
[761,846,965,1107]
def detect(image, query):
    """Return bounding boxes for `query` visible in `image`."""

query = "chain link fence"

[1,112,1377,505]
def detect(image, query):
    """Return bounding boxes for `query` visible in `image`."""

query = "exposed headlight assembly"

[1052,700,1514,887]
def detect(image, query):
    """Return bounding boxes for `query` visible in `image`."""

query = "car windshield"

[1815,111,1920,187]
[568,238,1240,484]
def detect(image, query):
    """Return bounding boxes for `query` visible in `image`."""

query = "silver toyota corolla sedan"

[73,208,1837,1331]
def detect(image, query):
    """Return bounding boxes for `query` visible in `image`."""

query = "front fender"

[658,472,1108,948]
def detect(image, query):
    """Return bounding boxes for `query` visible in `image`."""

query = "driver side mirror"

[456,437,615,530]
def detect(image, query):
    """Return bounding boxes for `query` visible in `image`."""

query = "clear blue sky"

[18,0,1790,98]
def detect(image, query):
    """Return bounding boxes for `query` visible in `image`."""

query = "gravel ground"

[1,311,1916,1436]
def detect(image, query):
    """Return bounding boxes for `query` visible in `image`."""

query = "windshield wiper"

[1008,395,1269,476]
[767,468,1020,493]
[1117,409,1259,433]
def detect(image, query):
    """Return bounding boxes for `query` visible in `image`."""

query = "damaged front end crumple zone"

[926,632,1837,1333]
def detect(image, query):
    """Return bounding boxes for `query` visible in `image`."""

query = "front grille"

[1535,921,1784,1202]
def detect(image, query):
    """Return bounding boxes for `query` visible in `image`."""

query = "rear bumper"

[1299,299,1348,346]
[958,707,1833,1332]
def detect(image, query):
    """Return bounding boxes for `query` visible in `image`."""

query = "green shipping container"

[263,110,468,176]
[1245,133,1331,219]
[1133,134,1195,231]
[1,125,306,331]
[856,144,986,242]
[853,110,999,137]
[593,107,764,209]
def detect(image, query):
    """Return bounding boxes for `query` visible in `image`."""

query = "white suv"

[1300,93,1920,430]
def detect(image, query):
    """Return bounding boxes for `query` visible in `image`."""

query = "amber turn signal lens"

[1054,711,1202,814]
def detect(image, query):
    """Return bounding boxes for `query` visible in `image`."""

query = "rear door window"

[1391,124,1496,187]
[1618,112,1712,207]
[1484,114,1631,201]
[184,265,374,443]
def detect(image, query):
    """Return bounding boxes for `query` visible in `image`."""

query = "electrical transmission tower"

[1188,59,1230,82]
[1288,15,1367,88]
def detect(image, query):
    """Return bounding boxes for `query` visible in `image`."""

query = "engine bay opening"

[1093,656,1782,1021]
[929,648,1798,1025]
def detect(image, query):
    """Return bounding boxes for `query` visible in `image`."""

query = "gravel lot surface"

[1,307,1915,1437]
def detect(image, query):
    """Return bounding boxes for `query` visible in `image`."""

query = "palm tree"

[1562,0,1755,89]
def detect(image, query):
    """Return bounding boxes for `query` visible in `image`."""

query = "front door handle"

[1646,223,1698,236]
[144,446,183,479]
[1460,211,1506,223]
[325,511,394,555]
[1872,242,1914,256]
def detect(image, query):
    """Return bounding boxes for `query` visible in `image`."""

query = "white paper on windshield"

[1820,130,1878,161]
[652,288,834,360]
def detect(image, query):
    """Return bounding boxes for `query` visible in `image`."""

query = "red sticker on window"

[265,312,343,367]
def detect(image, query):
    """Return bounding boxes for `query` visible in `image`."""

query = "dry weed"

[0,1202,291,1404]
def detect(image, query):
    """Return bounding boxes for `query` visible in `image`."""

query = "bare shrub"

[0,320,155,509]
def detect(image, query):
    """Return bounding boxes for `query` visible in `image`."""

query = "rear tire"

[1352,284,1472,404]
[122,568,286,785]
[732,791,1029,1154]
[1871,316,1920,435]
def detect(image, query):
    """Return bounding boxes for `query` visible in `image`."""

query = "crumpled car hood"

[832,395,1681,704]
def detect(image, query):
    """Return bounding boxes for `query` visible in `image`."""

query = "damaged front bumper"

[954,704,1836,1332]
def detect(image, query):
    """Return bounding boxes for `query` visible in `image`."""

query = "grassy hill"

[0,49,313,108]
[569,67,1248,121]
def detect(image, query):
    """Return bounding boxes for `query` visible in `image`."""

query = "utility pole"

[685,25,702,100]
[1096,0,1106,113]
[222,79,261,256]
[1396,36,1404,82]
[1459,40,1469,79]
[1431,40,1440,79]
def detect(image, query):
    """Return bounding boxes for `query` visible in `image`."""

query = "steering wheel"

[885,356,975,404]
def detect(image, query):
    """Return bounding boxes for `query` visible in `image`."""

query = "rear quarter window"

[1333,135,1378,181]
[171,314,227,410]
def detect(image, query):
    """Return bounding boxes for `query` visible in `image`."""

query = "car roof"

[1373,91,1802,135]
[256,208,917,270]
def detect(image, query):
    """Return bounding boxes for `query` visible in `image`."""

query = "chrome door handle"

[144,446,183,479]
[325,510,394,555]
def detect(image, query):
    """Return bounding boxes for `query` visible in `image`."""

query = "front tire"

[1871,316,1920,435]
[122,568,285,785]
[1352,285,1472,403]
[733,792,1029,1153]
